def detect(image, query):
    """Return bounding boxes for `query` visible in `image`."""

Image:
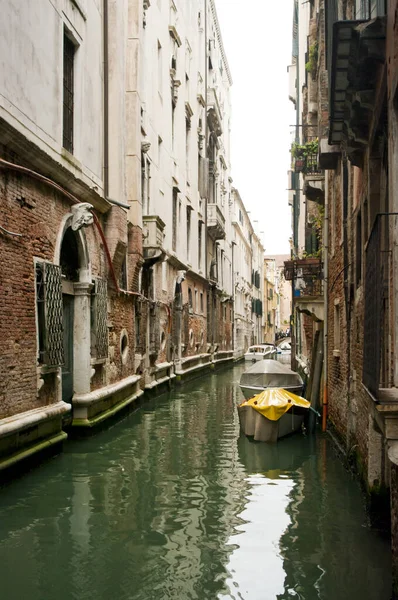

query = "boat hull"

[238,405,305,443]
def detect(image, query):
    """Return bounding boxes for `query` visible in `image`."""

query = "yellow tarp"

[239,388,310,422]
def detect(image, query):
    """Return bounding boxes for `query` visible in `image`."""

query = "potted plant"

[290,139,319,173]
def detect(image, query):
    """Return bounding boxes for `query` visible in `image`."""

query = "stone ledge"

[73,375,141,406]
[72,375,143,425]
[145,373,176,390]
[0,402,71,437]
[71,391,144,428]
[0,432,67,472]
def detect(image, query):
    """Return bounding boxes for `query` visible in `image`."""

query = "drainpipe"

[322,171,329,432]
[291,0,300,373]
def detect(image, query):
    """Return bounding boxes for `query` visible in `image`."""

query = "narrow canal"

[0,363,392,600]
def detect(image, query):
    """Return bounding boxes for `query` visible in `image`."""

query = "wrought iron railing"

[284,258,323,297]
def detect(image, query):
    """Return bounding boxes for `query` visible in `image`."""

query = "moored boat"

[244,344,277,363]
[237,388,310,443]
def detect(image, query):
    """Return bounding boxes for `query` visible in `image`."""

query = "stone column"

[73,282,93,395]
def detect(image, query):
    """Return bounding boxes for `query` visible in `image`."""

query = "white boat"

[276,339,291,354]
[237,388,310,443]
[244,344,277,363]
[239,359,303,400]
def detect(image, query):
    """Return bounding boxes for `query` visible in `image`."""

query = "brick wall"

[0,162,141,417]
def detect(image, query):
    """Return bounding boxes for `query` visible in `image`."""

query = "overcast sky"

[215,0,295,255]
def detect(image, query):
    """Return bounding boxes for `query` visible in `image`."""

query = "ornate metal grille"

[92,278,108,359]
[149,304,160,354]
[284,258,323,297]
[63,33,75,153]
[37,262,65,367]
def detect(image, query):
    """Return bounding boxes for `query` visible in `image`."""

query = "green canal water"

[0,363,392,600]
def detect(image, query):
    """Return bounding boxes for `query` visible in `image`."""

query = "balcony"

[143,215,166,265]
[207,88,223,137]
[328,18,386,166]
[292,138,325,204]
[207,203,226,240]
[284,258,324,320]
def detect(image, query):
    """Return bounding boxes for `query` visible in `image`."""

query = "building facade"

[288,0,398,594]
[0,0,263,473]
[286,0,325,386]
[231,188,264,358]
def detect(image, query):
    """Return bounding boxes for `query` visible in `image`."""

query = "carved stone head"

[71,203,94,231]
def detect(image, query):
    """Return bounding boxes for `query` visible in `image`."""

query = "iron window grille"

[36,262,65,367]
[91,278,108,359]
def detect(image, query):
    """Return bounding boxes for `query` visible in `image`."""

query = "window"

[198,220,202,270]
[91,278,109,359]
[186,206,191,261]
[141,156,151,215]
[356,210,362,287]
[63,32,75,153]
[135,304,141,351]
[200,292,204,313]
[119,255,128,291]
[355,0,386,18]
[172,188,178,251]
[188,287,193,310]
[35,261,64,366]
[334,300,341,356]
[186,117,191,183]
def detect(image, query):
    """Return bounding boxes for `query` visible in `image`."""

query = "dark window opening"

[198,221,202,269]
[119,254,128,290]
[63,32,75,153]
[60,227,80,281]
[36,263,46,363]
[186,206,191,260]
[172,188,178,251]
[356,210,362,287]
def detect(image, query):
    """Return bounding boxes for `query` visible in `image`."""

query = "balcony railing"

[284,258,323,297]
[207,203,226,240]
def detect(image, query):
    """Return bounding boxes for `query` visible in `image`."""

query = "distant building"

[265,255,291,335]
[231,189,264,358]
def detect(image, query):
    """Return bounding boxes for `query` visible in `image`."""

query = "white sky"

[215,0,295,255]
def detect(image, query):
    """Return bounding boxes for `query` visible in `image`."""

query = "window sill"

[333,349,340,358]
[91,357,107,366]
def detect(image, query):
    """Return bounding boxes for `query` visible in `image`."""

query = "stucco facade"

[231,189,264,358]
[0,0,263,474]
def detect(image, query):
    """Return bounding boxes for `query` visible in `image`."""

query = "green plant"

[305,42,318,75]
[290,139,318,159]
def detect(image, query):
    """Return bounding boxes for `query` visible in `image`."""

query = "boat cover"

[239,389,310,422]
[240,359,303,389]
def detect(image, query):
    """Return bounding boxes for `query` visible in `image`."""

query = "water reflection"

[0,365,392,600]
